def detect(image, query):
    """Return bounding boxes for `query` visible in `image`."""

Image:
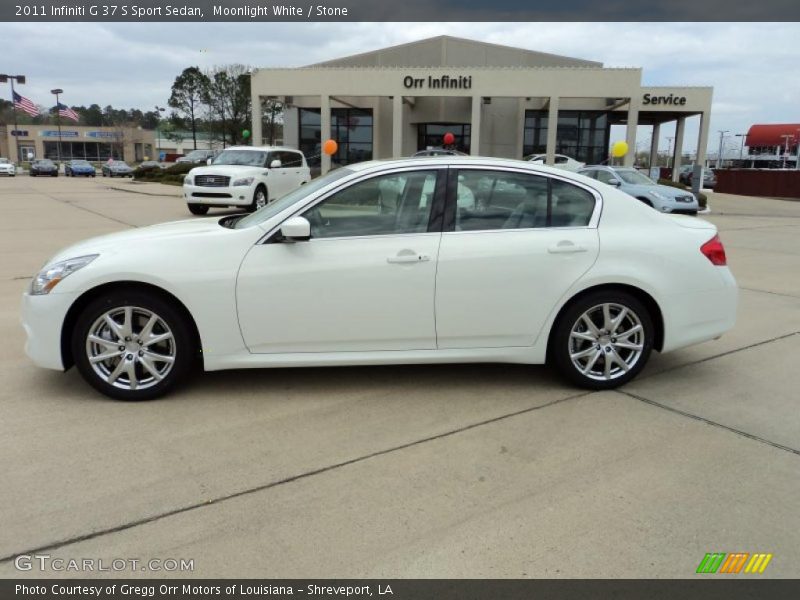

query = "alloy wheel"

[85,306,176,391]
[568,303,645,381]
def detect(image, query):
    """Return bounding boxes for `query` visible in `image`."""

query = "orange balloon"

[322,139,338,156]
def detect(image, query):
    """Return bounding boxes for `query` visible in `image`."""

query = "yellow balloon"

[611,141,629,158]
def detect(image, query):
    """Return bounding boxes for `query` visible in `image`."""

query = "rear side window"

[550,180,595,227]
[278,151,304,167]
[451,170,595,231]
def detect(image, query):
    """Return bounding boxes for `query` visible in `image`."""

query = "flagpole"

[51,88,64,166]
[9,77,22,166]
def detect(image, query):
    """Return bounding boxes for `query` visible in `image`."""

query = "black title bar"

[3,0,800,21]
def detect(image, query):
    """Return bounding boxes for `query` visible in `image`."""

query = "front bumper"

[20,290,79,371]
[184,182,255,206]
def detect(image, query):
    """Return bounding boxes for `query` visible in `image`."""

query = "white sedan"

[21,157,738,400]
[525,153,585,172]
[0,158,16,176]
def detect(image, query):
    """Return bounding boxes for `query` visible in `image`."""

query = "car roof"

[227,145,303,153]
[344,156,590,180]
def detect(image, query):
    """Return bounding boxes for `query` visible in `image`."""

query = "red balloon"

[443,132,455,146]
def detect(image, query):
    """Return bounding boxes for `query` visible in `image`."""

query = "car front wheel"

[188,203,209,215]
[551,291,653,390]
[248,185,268,212]
[72,290,196,400]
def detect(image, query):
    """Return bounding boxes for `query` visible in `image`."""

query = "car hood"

[189,165,264,177]
[625,183,693,199]
[48,218,225,264]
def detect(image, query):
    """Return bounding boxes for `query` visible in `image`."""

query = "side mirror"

[206,158,212,165]
[280,216,311,242]
[270,159,282,169]
[610,179,622,187]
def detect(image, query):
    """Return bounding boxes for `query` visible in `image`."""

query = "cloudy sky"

[2,22,797,156]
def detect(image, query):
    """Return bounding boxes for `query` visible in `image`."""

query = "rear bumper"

[661,267,738,353]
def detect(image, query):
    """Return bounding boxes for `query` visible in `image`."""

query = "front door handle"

[548,241,587,254]
[387,252,431,264]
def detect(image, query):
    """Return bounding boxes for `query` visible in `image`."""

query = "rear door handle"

[548,241,587,254]
[387,253,431,264]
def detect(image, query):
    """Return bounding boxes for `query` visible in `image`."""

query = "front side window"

[616,169,655,185]
[596,170,617,185]
[302,170,439,239]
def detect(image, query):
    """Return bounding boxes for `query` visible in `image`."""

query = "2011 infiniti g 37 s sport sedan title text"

[21,157,738,400]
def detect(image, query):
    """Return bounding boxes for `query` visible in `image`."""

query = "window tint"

[302,170,438,239]
[277,151,303,167]
[595,170,617,185]
[550,180,595,227]
[555,156,568,164]
[455,170,548,231]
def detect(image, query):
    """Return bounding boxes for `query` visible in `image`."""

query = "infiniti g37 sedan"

[21,157,738,400]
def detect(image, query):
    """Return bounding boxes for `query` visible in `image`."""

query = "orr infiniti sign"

[403,75,473,89]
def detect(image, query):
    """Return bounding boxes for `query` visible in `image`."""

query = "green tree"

[168,66,209,150]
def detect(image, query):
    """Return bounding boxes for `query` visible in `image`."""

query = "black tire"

[550,290,654,390]
[71,289,196,400]
[188,203,209,215]
[248,185,268,212]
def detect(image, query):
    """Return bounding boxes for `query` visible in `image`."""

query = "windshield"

[113,162,130,168]
[72,160,90,166]
[39,160,55,166]
[213,149,266,167]
[185,150,209,159]
[234,168,353,230]
[616,170,655,185]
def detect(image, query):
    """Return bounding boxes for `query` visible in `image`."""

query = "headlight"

[184,175,192,185]
[232,177,254,186]
[648,190,669,201]
[30,255,98,295]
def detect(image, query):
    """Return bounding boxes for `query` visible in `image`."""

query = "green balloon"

[242,129,251,139]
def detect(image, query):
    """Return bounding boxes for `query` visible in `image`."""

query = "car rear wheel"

[551,291,653,390]
[72,290,196,400]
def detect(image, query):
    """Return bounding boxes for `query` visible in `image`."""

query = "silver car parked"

[579,166,699,215]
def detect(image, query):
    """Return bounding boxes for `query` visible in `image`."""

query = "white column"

[251,94,262,147]
[671,117,686,182]
[320,94,331,174]
[545,96,559,165]
[392,95,403,158]
[624,98,639,167]
[649,123,660,169]
[696,112,710,167]
[470,96,481,156]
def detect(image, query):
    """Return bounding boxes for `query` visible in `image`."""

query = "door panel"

[236,167,445,354]
[236,234,441,353]
[435,229,599,348]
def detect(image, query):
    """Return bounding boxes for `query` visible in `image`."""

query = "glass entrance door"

[417,123,471,153]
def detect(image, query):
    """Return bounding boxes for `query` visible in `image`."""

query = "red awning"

[746,124,800,147]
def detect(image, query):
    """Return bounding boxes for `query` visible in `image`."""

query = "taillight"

[700,234,727,266]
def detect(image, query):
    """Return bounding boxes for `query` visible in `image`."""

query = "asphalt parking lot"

[0,175,798,579]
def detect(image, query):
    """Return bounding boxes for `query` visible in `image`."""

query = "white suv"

[0,158,16,176]
[183,146,311,215]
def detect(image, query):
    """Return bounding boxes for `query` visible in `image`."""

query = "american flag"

[13,91,39,116]
[57,102,80,122]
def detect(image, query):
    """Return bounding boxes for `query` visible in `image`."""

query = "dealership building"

[250,36,713,180]
[0,124,156,163]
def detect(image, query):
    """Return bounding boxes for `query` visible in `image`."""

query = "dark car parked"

[137,160,164,172]
[679,165,716,189]
[101,161,134,178]
[65,160,96,177]
[29,159,59,177]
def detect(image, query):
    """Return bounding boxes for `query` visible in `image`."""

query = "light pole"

[154,105,165,161]
[0,74,27,165]
[734,133,747,167]
[665,136,674,168]
[716,130,729,169]
[779,134,793,169]
[51,88,64,165]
